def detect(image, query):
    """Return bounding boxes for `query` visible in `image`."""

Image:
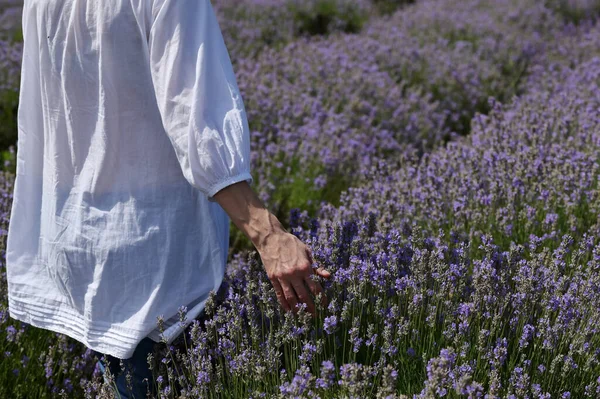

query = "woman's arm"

[213,181,331,316]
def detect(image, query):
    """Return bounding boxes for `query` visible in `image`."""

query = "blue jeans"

[92,309,207,398]
[93,336,159,399]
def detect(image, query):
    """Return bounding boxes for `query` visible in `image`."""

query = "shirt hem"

[8,292,160,359]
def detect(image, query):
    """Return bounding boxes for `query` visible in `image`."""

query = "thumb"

[316,266,331,278]
[306,246,332,278]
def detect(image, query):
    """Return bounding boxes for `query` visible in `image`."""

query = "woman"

[7,0,331,397]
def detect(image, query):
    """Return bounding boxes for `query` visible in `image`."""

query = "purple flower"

[197,370,210,385]
[63,378,73,393]
[279,365,314,396]
[519,324,535,349]
[323,315,338,335]
[538,364,546,374]
[5,325,16,343]
[316,360,336,389]
[299,342,317,364]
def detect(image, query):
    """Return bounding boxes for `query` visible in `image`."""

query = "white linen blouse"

[6,0,253,359]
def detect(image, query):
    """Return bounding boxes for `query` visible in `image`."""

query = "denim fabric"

[92,308,207,398]
[93,336,159,399]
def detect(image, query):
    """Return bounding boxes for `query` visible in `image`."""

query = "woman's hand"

[258,230,331,316]
[213,180,331,317]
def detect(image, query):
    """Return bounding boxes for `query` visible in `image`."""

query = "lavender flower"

[323,315,338,335]
[316,360,336,389]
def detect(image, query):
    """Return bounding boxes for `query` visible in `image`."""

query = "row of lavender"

[0,0,574,217]
[0,0,591,218]
[323,14,600,252]
[230,0,573,241]
[211,0,378,61]
[137,19,600,398]
[1,0,600,398]
[96,2,600,398]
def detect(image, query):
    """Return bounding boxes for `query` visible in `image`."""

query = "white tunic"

[6,0,252,359]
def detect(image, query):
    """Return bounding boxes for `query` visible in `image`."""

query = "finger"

[304,276,328,309]
[271,279,290,312]
[291,278,316,316]
[315,267,331,278]
[279,279,299,314]
[306,247,331,278]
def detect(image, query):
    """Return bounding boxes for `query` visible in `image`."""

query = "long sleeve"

[148,0,253,201]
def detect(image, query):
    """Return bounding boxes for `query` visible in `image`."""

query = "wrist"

[211,180,287,252]
[247,208,286,253]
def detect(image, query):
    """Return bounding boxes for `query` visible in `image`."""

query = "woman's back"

[7,0,252,359]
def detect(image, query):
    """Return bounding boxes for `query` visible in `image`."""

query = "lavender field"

[1,0,600,398]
